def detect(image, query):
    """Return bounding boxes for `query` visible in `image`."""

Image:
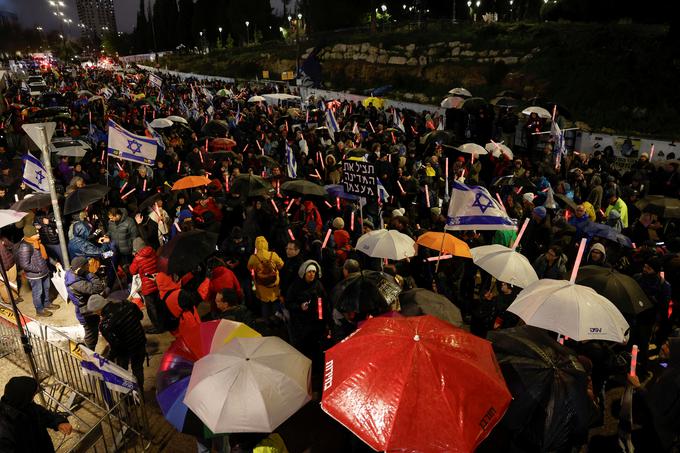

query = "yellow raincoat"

[247,236,284,303]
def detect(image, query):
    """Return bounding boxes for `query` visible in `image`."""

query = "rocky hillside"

[157,22,680,137]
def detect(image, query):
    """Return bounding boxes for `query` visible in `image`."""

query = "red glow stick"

[142,179,147,192]
[318,152,325,170]
[669,300,674,320]
[629,345,638,377]
[225,175,230,192]
[336,197,341,210]
[286,198,296,213]
[350,211,355,231]
[256,140,263,154]
[495,193,506,213]
[324,200,332,208]
[425,254,453,262]
[270,199,279,213]
[287,228,295,241]
[515,186,523,194]
[101,149,105,163]
[205,138,208,151]
[317,297,323,320]
[471,153,474,165]
[199,150,204,163]
[322,228,332,249]
[445,157,449,178]
[391,132,396,144]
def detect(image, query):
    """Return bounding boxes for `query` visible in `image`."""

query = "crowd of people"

[0,61,678,452]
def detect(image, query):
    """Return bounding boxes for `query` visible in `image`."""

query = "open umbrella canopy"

[201,120,230,137]
[254,154,279,168]
[149,118,173,128]
[575,221,633,248]
[63,184,110,215]
[421,129,454,146]
[461,97,488,112]
[0,210,28,229]
[507,279,630,342]
[485,142,513,159]
[490,96,520,109]
[416,231,471,258]
[362,96,384,108]
[184,336,311,434]
[470,244,538,288]
[157,320,261,436]
[166,115,189,124]
[448,87,472,97]
[281,179,327,197]
[575,265,653,316]
[635,195,680,219]
[322,315,511,453]
[172,175,211,191]
[399,288,463,327]
[331,270,401,315]
[457,142,488,155]
[231,174,273,198]
[489,325,590,453]
[356,229,416,261]
[158,230,218,276]
[554,193,578,210]
[247,95,266,103]
[210,137,237,150]
[441,96,465,109]
[11,193,55,211]
[324,184,358,201]
[522,106,552,119]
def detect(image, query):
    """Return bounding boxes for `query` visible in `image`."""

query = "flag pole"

[38,126,70,268]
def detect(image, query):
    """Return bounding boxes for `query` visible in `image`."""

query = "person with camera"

[67,220,113,260]
[65,256,107,350]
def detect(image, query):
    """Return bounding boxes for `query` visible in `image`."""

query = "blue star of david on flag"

[127,139,142,154]
[35,170,45,184]
[471,191,494,213]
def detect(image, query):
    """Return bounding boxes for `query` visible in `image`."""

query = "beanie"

[523,193,535,203]
[86,294,109,313]
[132,237,146,253]
[71,256,88,271]
[533,206,547,219]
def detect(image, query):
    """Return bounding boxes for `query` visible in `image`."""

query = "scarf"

[24,236,47,260]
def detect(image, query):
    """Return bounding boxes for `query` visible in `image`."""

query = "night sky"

[2,0,284,35]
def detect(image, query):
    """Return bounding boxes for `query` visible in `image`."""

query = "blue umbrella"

[576,221,633,248]
[324,184,359,201]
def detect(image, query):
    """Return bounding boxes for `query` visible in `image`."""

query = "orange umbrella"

[416,231,471,258]
[172,175,211,191]
[211,137,237,151]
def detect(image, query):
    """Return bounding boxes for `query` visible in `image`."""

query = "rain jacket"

[247,236,284,303]
[129,246,159,296]
[155,271,202,339]
[106,209,139,256]
[65,269,107,323]
[197,265,243,311]
[605,197,629,228]
[67,222,112,259]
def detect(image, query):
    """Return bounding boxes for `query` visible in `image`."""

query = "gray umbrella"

[399,288,463,327]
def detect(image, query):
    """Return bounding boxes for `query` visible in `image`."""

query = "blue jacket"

[64,269,107,322]
[15,241,49,279]
[67,222,111,259]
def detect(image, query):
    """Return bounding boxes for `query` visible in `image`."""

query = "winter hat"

[589,242,606,261]
[298,259,322,279]
[71,256,88,271]
[363,219,375,230]
[86,294,110,313]
[23,224,38,238]
[533,206,547,219]
[392,208,406,218]
[523,193,535,203]
[332,217,345,230]
[132,238,146,253]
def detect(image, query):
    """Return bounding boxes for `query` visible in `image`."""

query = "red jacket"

[197,266,243,312]
[129,246,159,295]
[193,198,223,223]
[155,271,202,339]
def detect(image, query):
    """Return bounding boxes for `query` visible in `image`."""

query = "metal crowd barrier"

[0,306,150,452]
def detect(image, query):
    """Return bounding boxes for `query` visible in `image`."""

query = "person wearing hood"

[129,238,162,333]
[568,204,591,229]
[155,271,204,340]
[606,208,624,233]
[65,256,107,349]
[106,207,139,265]
[279,239,305,300]
[297,200,323,235]
[247,236,284,318]
[0,376,72,452]
[605,190,628,228]
[67,220,112,259]
[628,333,680,452]
[585,242,608,267]
[285,260,327,371]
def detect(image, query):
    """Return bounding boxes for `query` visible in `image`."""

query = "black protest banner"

[342,160,377,199]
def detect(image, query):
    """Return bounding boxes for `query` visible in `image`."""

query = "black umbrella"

[281,179,327,197]
[461,97,489,112]
[490,96,520,109]
[255,154,279,168]
[331,270,401,315]
[63,184,110,215]
[421,130,454,147]
[11,193,55,211]
[576,265,653,316]
[231,174,273,198]
[137,193,163,213]
[496,89,522,99]
[635,195,680,219]
[399,288,463,327]
[158,230,218,276]
[488,325,590,453]
[554,193,578,210]
[201,120,230,138]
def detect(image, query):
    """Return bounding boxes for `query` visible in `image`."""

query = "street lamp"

[245,21,250,45]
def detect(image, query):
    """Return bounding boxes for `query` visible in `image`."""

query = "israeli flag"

[108,119,158,165]
[79,346,139,395]
[551,120,566,165]
[377,178,389,203]
[149,73,163,89]
[393,109,405,133]
[446,182,516,231]
[22,154,49,193]
[325,108,340,142]
[285,141,297,178]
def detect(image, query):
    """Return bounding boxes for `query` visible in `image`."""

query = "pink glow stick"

[649,144,655,162]
[119,182,128,193]
[243,144,249,153]
[286,198,296,213]
[350,211,355,231]
[424,185,430,207]
[322,229,332,249]
[425,254,453,262]
[569,238,587,283]
[336,197,341,210]
[495,193,506,213]
[177,161,181,173]
[445,157,449,178]
[317,297,323,320]
[319,152,325,170]
[270,199,279,213]
[397,181,405,195]
[174,221,182,233]
[630,345,638,377]
[116,162,123,171]
[324,200,333,208]
[142,179,147,192]
[121,188,136,199]
[287,229,295,241]
[512,218,530,250]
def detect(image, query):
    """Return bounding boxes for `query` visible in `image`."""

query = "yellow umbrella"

[362,97,384,108]
[416,232,472,258]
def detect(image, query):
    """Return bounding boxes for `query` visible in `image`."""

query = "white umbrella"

[470,244,538,288]
[521,106,552,119]
[356,229,416,261]
[166,115,189,124]
[440,96,465,109]
[184,336,311,433]
[448,87,472,97]
[149,118,173,128]
[456,143,488,155]
[485,142,513,159]
[0,210,28,229]
[248,95,266,103]
[507,279,629,342]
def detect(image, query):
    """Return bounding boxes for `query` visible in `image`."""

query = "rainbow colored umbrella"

[156,320,260,435]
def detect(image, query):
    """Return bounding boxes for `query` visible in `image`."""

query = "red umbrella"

[321,315,511,453]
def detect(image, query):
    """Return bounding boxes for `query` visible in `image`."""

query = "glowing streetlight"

[297,13,302,20]
[245,21,250,45]
[381,4,387,11]
[476,0,480,6]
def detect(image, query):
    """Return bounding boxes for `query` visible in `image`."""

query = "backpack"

[255,253,278,287]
